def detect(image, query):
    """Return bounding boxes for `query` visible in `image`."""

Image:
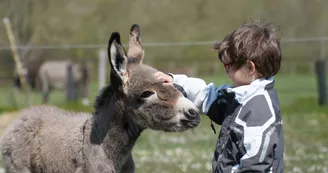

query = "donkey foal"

[0,24,201,173]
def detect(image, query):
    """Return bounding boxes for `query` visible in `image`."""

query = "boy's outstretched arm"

[154,71,230,114]
[154,71,206,108]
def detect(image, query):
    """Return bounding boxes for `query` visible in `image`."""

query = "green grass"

[0,82,100,113]
[0,74,328,172]
[132,74,328,173]
[0,74,324,112]
[132,97,328,173]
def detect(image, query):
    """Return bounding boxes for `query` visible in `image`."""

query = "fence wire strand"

[0,37,328,50]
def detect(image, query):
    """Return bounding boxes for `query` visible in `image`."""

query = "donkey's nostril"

[185,109,199,119]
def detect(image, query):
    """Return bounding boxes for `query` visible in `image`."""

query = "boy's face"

[224,62,254,87]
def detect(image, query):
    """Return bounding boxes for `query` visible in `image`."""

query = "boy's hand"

[154,71,173,84]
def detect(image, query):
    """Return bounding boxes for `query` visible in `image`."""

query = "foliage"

[0,1,328,79]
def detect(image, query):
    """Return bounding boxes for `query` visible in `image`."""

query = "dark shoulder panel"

[238,95,274,127]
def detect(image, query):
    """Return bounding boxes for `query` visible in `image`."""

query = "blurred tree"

[0,0,327,77]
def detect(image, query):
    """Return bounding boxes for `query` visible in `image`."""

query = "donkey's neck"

[91,90,143,170]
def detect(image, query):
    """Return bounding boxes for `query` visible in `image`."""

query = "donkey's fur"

[0,25,201,173]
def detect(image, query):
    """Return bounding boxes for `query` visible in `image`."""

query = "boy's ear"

[248,60,256,74]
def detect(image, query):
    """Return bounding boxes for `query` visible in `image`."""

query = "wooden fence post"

[315,59,327,106]
[3,17,30,107]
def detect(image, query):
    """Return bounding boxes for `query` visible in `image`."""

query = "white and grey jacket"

[172,74,284,173]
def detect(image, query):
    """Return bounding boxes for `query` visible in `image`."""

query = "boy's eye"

[224,63,232,70]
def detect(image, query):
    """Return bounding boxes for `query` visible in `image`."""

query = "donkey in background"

[14,59,89,105]
[38,60,89,104]
[0,24,201,173]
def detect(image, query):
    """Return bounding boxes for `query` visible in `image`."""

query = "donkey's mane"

[92,82,142,144]
[93,84,115,114]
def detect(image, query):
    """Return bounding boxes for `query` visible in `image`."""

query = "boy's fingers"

[163,83,173,86]
[155,76,167,83]
[154,71,164,76]
[154,72,162,78]
[155,76,165,81]
[154,71,160,76]
[154,71,173,84]
[154,72,167,79]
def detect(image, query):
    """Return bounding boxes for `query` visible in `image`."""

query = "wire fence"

[0,36,327,85]
[0,36,328,50]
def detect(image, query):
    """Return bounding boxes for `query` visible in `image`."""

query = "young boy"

[155,21,284,173]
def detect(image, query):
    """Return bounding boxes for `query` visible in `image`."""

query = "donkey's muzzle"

[180,118,200,129]
[185,109,199,119]
[180,109,200,128]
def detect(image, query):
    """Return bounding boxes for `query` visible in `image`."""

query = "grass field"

[0,74,328,173]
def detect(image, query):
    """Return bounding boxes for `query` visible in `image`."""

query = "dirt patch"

[0,112,20,137]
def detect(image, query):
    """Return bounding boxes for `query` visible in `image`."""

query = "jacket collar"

[227,77,274,104]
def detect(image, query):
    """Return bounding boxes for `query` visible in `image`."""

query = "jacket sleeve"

[205,89,230,125]
[171,74,207,103]
[236,101,279,173]
[171,74,231,114]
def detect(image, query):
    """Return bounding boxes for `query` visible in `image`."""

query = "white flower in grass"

[292,167,303,173]
[178,163,188,172]
[308,119,318,125]
[190,162,202,169]
[175,147,183,155]
[205,163,212,171]
[165,150,173,156]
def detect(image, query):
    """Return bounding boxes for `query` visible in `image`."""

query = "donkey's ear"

[108,32,129,84]
[127,24,144,65]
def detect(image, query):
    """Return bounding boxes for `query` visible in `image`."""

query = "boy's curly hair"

[214,21,281,78]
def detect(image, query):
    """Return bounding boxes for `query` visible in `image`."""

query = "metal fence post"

[315,59,327,106]
[66,64,77,101]
[98,49,107,91]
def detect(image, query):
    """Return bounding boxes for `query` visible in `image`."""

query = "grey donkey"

[0,24,201,173]
[38,60,89,105]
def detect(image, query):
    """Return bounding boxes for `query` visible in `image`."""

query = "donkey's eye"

[140,91,155,98]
